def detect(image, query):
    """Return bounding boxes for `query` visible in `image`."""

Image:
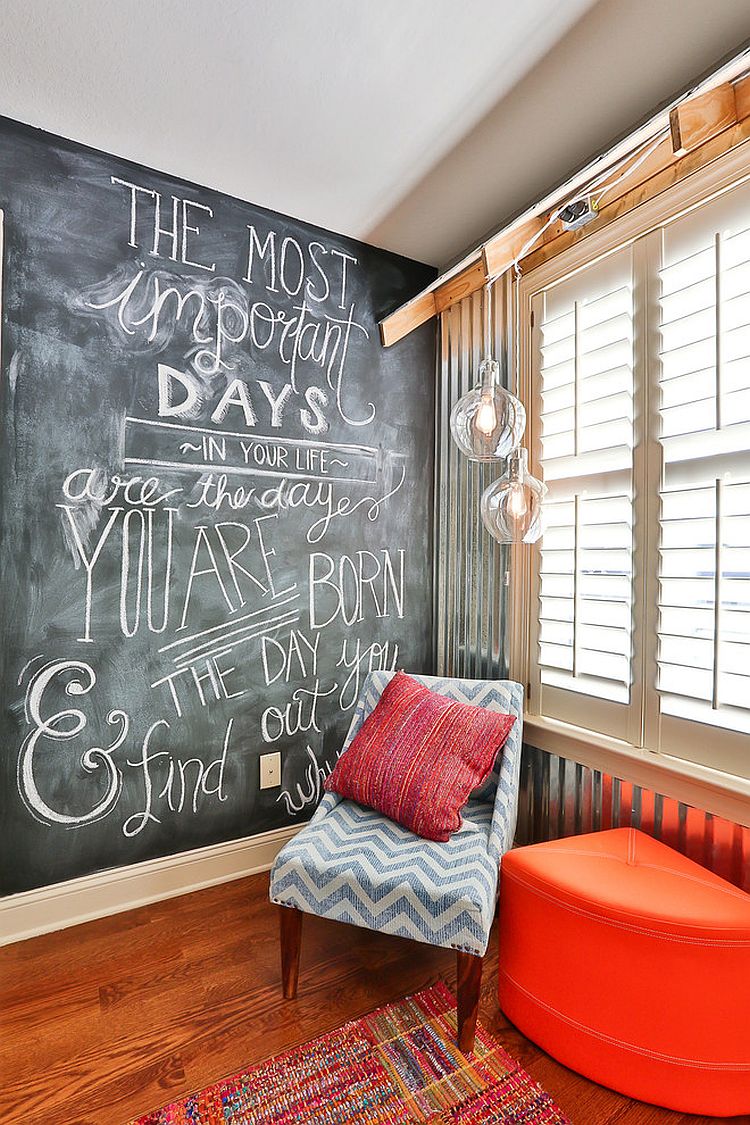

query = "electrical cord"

[497,65,750,281]
[592,126,671,207]
[509,125,671,277]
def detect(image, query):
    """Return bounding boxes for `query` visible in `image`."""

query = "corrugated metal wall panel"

[435,281,509,679]
[516,745,750,891]
[434,288,750,892]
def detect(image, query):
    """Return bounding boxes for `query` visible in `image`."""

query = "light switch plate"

[259,751,281,789]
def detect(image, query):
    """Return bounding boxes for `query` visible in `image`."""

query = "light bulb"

[449,359,526,462]
[507,481,528,520]
[480,447,547,544]
[475,392,497,436]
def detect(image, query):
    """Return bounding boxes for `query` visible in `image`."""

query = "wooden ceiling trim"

[520,77,750,274]
[433,258,487,314]
[379,67,750,347]
[736,72,750,120]
[669,82,737,155]
[379,288,437,346]
[482,217,548,288]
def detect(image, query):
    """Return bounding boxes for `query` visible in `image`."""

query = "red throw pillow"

[324,671,515,841]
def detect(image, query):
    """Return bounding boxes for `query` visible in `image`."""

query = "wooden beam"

[379,289,437,347]
[482,216,548,283]
[525,78,750,269]
[378,66,750,347]
[380,259,487,346]
[669,82,737,156]
[521,106,750,274]
[434,258,486,314]
[735,72,750,123]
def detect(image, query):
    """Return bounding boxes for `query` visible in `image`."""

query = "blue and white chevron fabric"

[271,799,498,955]
[269,674,524,956]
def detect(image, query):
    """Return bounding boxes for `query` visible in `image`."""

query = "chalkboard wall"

[0,117,436,895]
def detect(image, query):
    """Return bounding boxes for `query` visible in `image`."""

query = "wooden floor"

[0,872,742,1125]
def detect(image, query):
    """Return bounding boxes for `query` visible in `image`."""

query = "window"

[655,186,750,773]
[524,169,750,781]
[536,248,636,742]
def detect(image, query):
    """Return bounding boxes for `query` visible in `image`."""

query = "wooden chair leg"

[279,906,303,999]
[456,951,482,1053]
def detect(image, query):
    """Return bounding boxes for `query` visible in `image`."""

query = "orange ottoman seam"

[498,828,750,1117]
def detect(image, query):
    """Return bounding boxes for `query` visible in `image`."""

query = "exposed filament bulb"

[475,390,497,435]
[507,480,528,520]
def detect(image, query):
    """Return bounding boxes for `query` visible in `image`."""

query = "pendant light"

[449,282,525,462]
[480,274,547,544]
[480,446,547,543]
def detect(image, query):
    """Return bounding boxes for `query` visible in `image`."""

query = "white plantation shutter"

[656,182,750,770]
[534,249,636,738]
[527,171,750,779]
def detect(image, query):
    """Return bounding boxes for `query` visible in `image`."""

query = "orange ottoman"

[498,827,750,1117]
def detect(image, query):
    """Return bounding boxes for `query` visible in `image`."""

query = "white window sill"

[523,715,750,829]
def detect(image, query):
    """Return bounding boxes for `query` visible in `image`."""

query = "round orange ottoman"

[498,827,750,1116]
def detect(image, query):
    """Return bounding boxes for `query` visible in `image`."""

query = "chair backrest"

[339,671,524,804]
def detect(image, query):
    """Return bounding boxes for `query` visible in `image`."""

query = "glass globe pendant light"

[449,282,526,461]
[481,445,547,544]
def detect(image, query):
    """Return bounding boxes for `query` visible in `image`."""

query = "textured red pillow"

[324,670,515,841]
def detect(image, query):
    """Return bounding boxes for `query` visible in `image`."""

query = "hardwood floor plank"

[0,871,743,1125]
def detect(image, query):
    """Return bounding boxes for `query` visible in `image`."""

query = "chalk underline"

[125,416,379,457]
[123,457,373,485]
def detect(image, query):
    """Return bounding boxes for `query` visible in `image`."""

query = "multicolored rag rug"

[131,981,570,1124]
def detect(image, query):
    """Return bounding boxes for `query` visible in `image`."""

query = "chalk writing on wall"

[0,120,435,894]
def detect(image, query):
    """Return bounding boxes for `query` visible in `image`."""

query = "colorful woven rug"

[132,981,569,1124]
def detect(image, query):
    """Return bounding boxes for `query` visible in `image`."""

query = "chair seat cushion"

[270,798,499,956]
[324,670,515,841]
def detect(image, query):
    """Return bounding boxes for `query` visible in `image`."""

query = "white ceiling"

[0,0,594,260]
[2,0,748,270]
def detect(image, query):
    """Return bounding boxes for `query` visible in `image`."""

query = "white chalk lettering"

[17,659,125,827]
[261,680,337,743]
[308,549,405,629]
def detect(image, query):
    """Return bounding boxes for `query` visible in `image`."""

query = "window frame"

[510,140,750,827]
[529,242,643,746]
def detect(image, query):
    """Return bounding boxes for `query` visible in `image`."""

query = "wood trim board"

[522,104,750,273]
[669,81,737,155]
[0,823,299,947]
[379,66,750,345]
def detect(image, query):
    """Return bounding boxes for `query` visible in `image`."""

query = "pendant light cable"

[508,123,672,279]
[592,126,670,207]
[483,280,492,361]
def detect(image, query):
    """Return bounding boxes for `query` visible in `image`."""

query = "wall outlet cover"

[260,751,282,790]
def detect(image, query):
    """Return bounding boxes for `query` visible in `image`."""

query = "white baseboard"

[0,823,300,947]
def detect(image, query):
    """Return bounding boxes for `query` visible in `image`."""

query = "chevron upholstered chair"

[269,671,524,1051]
